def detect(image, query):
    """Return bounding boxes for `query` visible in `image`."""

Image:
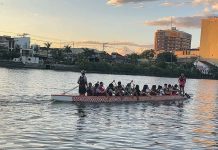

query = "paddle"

[63,85,79,95]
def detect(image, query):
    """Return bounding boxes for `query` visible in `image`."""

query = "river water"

[0,67,217,149]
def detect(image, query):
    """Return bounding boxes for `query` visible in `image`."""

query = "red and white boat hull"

[51,95,188,103]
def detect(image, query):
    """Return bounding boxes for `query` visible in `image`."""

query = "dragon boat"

[51,94,190,103]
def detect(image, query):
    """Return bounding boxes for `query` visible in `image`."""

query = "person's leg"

[181,86,185,95]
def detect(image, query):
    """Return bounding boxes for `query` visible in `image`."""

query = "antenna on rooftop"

[17,33,29,37]
[171,16,173,29]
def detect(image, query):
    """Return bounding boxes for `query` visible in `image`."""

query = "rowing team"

[79,80,182,97]
[77,70,187,97]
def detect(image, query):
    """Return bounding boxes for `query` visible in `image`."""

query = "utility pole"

[171,16,173,29]
[102,43,107,51]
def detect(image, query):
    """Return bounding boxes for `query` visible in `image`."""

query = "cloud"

[192,0,218,12]
[144,15,208,28]
[106,0,218,14]
[160,1,188,7]
[107,0,158,6]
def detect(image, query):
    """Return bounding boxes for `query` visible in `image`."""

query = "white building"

[14,37,30,49]
[13,49,41,64]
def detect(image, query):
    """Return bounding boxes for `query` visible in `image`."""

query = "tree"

[44,42,52,58]
[156,52,177,63]
[51,49,64,63]
[126,53,140,64]
[140,49,156,60]
[64,45,72,53]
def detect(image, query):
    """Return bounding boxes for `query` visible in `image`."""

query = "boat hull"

[51,95,188,103]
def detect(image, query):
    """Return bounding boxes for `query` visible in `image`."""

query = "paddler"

[77,70,87,96]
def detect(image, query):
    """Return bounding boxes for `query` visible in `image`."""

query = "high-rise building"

[154,27,192,51]
[200,17,218,63]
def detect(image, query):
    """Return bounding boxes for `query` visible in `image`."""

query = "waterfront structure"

[13,48,40,64]
[154,27,192,51]
[200,17,218,65]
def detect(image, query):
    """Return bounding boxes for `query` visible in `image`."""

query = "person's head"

[126,83,131,87]
[152,85,156,90]
[100,82,104,86]
[118,81,121,86]
[109,83,114,88]
[88,82,92,87]
[81,70,86,76]
[143,85,148,90]
[168,84,172,88]
[158,85,162,90]
[164,84,167,88]
[174,84,178,88]
[135,85,140,90]
[181,73,185,77]
[95,83,99,88]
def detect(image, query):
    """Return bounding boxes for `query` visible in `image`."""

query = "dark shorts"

[79,86,86,94]
[179,85,185,88]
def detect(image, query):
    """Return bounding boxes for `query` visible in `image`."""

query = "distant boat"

[51,94,189,103]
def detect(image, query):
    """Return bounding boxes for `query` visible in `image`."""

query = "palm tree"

[44,42,52,58]
[64,45,72,53]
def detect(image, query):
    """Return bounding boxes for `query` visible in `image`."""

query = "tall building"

[200,17,218,63]
[154,27,192,51]
[14,37,30,49]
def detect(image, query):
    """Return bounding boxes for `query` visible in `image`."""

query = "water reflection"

[76,104,86,131]
[192,80,218,149]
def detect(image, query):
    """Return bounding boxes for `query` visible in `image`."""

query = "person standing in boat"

[178,73,186,95]
[77,70,87,96]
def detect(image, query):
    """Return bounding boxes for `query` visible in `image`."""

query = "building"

[175,49,199,58]
[14,37,30,49]
[154,27,192,51]
[13,48,40,64]
[0,36,15,51]
[200,17,218,65]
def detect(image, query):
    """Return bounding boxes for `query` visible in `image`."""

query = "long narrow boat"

[51,94,189,103]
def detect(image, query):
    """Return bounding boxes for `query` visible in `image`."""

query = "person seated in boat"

[141,85,151,96]
[165,84,173,95]
[150,85,158,96]
[172,84,180,95]
[133,85,141,96]
[115,81,125,96]
[125,81,133,96]
[77,70,87,96]
[106,83,115,96]
[163,83,168,95]
[86,82,94,96]
[157,85,164,96]
[93,82,99,96]
[96,82,107,96]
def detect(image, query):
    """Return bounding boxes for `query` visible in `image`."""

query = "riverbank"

[0,60,217,80]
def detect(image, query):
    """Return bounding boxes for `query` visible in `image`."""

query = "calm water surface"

[0,67,217,149]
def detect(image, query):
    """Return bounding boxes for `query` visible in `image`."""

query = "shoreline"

[0,60,216,80]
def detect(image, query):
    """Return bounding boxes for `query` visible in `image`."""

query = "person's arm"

[84,76,88,85]
[77,77,80,84]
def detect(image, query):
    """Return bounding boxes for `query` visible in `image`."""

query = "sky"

[0,0,217,53]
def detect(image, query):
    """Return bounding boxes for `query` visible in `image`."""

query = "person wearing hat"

[77,70,87,96]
